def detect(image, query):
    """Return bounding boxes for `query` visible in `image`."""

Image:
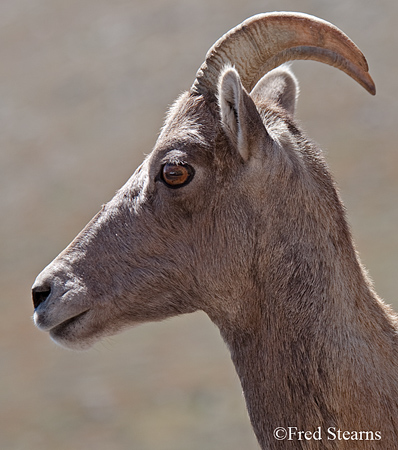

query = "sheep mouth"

[49,310,90,337]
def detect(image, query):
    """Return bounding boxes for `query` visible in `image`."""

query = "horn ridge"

[191,12,375,98]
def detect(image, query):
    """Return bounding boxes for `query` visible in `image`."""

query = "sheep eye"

[161,163,194,188]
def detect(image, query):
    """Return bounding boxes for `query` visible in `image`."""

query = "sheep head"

[32,13,375,349]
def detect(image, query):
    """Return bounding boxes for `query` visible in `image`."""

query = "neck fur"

[217,242,398,449]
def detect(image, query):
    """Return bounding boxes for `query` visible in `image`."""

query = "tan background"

[1,0,398,449]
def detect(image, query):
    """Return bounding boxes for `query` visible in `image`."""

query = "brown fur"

[33,64,398,448]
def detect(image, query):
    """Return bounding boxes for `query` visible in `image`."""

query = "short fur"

[33,65,398,449]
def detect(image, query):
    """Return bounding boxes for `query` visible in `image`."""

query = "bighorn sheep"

[32,12,398,449]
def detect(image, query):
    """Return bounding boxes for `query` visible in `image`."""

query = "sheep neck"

[217,260,397,449]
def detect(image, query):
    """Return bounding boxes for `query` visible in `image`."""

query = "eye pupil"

[162,163,194,187]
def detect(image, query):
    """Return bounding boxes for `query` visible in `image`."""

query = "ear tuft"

[251,66,299,115]
[218,66,269,161]
[219,67,253,160]
[218,67,242,148]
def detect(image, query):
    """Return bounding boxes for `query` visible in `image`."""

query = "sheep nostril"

[32,285,52,309]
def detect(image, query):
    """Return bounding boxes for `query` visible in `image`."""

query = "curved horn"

[191,12,375,98]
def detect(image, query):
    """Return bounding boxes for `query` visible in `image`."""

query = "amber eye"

[161,163,194,188]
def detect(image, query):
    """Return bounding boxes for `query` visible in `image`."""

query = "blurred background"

[1,0,397,449]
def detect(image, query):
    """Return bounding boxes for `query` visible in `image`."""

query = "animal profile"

[32,12,398,449]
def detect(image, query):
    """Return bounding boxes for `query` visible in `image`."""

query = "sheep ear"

[218,67,267,161]
[251,67,299,115]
